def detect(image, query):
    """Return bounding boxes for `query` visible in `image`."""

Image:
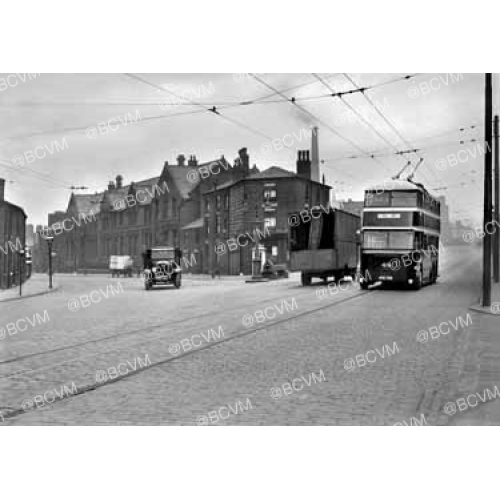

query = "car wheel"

[174,273,181,288]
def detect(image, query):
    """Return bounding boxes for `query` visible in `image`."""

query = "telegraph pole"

[483,74,493,306]
[494,114,499,283]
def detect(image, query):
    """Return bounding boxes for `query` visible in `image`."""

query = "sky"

[0,73,493,227]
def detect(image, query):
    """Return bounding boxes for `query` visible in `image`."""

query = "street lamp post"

[18,248,24,297]
[46,235,54,289]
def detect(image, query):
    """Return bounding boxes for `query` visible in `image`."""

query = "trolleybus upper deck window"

[365,192,390,206]
[391,191,417,207]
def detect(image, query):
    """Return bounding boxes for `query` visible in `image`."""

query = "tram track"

[0,287,370,422]
[0,281,323,369]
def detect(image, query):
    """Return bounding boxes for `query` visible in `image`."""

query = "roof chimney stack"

[296,150,311,180]
[177,154,186,166]
[188,155,198,167]
[108,180,115,192]
[116,175,123,189]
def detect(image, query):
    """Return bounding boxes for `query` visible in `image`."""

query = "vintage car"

[142,247,182,290]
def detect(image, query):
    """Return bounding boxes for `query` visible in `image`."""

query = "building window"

[184,232,189,245]
[272,245,278,257]
[264,217,276,229]
[224,194,229,209]
[216,215,221,234]
[264,189,277,202]
[216,195,221,211]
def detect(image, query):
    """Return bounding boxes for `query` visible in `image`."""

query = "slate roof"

[248,166,297,179]
[162,158,231,200]
[129,176,161,206]
[163,166,196,200]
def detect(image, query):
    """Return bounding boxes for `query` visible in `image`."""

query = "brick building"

[43,142,331,276]
[340,198,364,217]
[45,152,245,273]
[0,178,27,289]
[196,150,330,275]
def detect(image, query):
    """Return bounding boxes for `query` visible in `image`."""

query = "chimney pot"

[296,150,312,180]
[188,155,198,167]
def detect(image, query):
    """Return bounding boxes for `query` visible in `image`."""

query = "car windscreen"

[151,249,175,260]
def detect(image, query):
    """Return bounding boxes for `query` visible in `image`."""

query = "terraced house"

[43,140,331,275]
[45,151,245,273]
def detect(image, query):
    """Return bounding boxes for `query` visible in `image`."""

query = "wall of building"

[204,176,330,276]
[0,201,27,289]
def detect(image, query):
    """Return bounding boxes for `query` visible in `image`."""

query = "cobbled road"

[0,246,485,425]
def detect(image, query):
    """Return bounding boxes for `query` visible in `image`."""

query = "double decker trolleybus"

[359,179,441,290]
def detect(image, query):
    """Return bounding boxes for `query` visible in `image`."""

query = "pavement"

[0,245,498,426]
[447,282,500,425]
[0,274,60,303]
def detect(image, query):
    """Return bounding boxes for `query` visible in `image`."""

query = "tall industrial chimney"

[311,126,320,182]
[0,178,5,201]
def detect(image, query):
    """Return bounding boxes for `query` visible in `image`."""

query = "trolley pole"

[494,114,499,283]
[482,73,493,306]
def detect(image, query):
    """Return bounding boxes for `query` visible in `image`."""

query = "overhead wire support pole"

[482,73,493,307]
[494,114,499,283]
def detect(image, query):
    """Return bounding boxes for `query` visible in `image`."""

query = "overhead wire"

[342,73,439,187]
[249,73,383,162]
